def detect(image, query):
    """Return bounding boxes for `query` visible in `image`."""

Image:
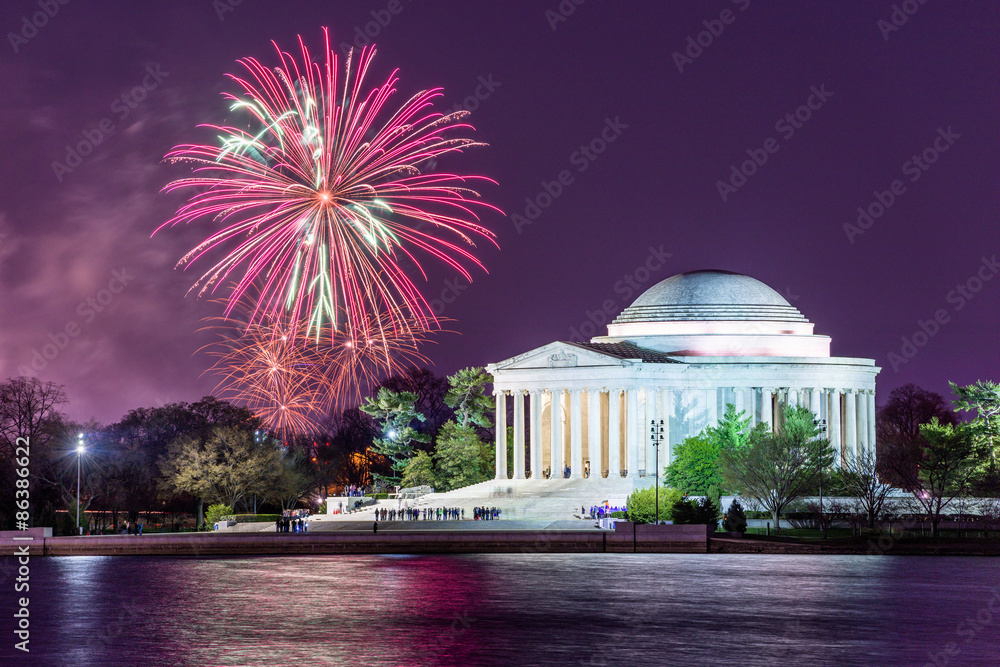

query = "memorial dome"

[613,270,807,324]
[600,270,830,357]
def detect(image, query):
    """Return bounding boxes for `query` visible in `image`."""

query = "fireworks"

[158,28,500,343]
[203,307,437,435]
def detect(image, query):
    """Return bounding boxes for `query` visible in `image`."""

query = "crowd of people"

[473,506,502,521]
[375,507,464,521]
[585,504,625,520]
[115,520,143,535]
[276,510,310,533]
[343,485,365,497]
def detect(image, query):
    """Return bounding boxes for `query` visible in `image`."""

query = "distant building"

[486,270,879,484]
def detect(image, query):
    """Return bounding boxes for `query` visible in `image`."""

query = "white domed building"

[486,270,879,487]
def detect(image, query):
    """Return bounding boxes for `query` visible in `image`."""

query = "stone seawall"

[0,524,710,557]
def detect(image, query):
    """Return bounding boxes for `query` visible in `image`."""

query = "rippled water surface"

[3,554,999,666]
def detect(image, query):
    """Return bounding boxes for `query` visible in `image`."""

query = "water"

[3,554,998,666]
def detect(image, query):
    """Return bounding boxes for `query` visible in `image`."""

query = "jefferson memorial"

[486,270,880,488]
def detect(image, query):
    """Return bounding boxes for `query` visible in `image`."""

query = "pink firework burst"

[158,28,500,343]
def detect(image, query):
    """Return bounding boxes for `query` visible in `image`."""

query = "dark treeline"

[0,368,470,534]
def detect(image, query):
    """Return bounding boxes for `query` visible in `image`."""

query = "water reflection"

[8,554,999,666]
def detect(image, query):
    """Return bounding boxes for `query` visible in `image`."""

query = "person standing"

[373,521,378,534]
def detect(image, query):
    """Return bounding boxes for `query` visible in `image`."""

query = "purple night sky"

[1,1,996,426]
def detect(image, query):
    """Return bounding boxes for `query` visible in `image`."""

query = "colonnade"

[494,386,876,480]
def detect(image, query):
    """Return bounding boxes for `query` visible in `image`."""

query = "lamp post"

[813,418,828,529]
[76,433,85,536]
[650,420,664,524]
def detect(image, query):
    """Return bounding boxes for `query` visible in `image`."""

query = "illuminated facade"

[486,270,880,483]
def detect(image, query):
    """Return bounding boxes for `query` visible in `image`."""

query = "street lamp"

[813,418,828,523]
[650,420,664,525]
[76,433,85,536]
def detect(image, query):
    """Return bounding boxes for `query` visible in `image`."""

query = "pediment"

[488,341,632,371]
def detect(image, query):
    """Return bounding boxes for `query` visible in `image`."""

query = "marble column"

[608,389,622,478]
[844,389,857,463]
[857,389,869,456]
[588,389,602,478]
[734,387,747,416]
[660,389,672,465]
[706,388,718,427]
[529,390,542,479]
[570,390,583,479]
[867,390,877,457]
[828,389,842,466]
[495,391,507,480]
[787,388,798,409]
[761,388,774,432]
[626,389,640,476]
[810,388,822,421]
[550,389,563,478]
[513,391,525,479]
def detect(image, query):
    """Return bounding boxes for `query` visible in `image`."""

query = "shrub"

[625,486,683,524]
[723,500,747,534]
[222,513,283,524]
[205,504,233,527]
[671,497,719,525]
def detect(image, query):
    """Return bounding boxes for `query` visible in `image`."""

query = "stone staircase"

[335,477,651,522]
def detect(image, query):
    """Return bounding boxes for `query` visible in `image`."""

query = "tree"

[705,403,757,451]
[880,418,977,537]
[836,447,894,529]
[159,433,217,526]
[951,380,1000,489]
[434,421,491,491]
[664,435,724,495]
[720,406,833,530]
[400,451,437,489]
[671,496,718,526]
[722,499,747,534]
[877,384,958,442]
[380,368,453,444]
[160,425,279,513]
[360,387,429,484]
[624,485,682,524]
[0,377,67,456]
[269,449,315,511]
[665,405,763,495]
[445,367,494,429]
[877,384,958,487]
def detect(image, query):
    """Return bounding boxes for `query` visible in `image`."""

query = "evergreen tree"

[664,404,762,494]
[722,499,747,534]
[400,451,437,489]
[444,367,494,429]
[951,380,1000,488]
[433,421,491,491]
[360,388,429,484]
